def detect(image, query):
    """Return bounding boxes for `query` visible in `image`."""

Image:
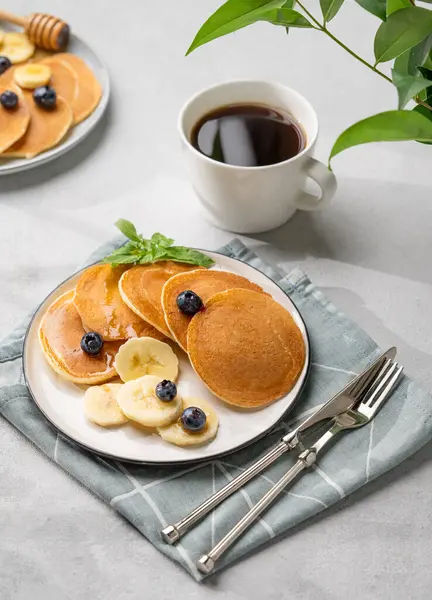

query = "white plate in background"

[0,33,110,175]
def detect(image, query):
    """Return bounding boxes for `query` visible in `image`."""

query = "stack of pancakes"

[0,51,101,158]
[39,261,306,410]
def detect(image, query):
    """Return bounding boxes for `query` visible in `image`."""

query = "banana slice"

[157,397,219,447]
[84,383,128,427]
[14,63,51,89]
[115,337,178,383]
[117,375,182,427]
[2,33,35,64]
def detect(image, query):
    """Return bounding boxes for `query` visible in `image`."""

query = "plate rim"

[0,33,110,176]
[22,251,311,465]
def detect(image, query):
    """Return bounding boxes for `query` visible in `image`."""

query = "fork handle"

[197,423,343,574]
[161,439,290,544]
[197,456,310,574]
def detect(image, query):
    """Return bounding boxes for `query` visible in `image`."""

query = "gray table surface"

[1,1,432,598]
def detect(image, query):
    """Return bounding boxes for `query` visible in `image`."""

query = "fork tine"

[362,362,402,409]
[370,364,404,411]
[355,358,393,404]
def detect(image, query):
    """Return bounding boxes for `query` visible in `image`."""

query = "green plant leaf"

[424,49,432,68]
[186,0,286,55]
[392,69,432,108]
[103,221,215,268]
[283,0,295,34]
[418,65,432,79]
[320,0,345,22]
[114,219,140,242]
[150,232,174,248]
[374,8,432,64]
[386,0,411,17]
[329,110,432,164]
[417,65,432,101]
[413,104,432,144]
[354,0,386,20]
[166,246,215,267]
[261,7,312,27]
[394,33,432,78]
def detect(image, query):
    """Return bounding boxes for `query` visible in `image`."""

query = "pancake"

[38,290,121,384]
[119,262,203,337]
[74,264,166,342]
[161,270,265,351]
[53,53,102,124]
[187,289,306,408]
[0,83,30,152]
[41,57,79,111]
[1,65,73,159]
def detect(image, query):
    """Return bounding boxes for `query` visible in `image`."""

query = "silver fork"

[197,358,404,574]
[161,348,395,545]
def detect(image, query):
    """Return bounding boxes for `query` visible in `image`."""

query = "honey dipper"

[0,9,70,51]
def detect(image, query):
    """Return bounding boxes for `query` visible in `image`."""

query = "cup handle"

[295,157,337,211]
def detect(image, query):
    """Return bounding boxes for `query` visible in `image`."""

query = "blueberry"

[180,406,207,432]
[0,90,18,110]
[80,332,104,356]
[0,56,11,75]
[176,290,203,315]
[155,380,177,402]
[33,86,57,109]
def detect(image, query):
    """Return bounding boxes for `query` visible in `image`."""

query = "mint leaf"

[115,219,140,242]
[165,246,215,267]
[108,254,143,265]
[151,232,174,248]
[138,252,158,264]
[103,220,215,268]
[102,241,141,264]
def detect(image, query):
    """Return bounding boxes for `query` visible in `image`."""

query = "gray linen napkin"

[1,238,431,581]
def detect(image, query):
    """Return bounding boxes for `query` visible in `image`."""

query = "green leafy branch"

[186,0,432,165]
[103,219,214,267]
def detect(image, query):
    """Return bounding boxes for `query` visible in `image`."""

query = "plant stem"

[295,0,392,83]
[322,27,392,83]
[294,1,431,113]
[415,96,432,111]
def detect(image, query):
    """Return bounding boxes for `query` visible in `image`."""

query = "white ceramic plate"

[23,252,310,464]
[0,33,110,176]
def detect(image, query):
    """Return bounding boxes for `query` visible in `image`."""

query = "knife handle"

[161,438,290,544]
[197,456,310,574]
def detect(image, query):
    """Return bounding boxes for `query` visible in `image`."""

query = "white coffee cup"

[179,80,337,234]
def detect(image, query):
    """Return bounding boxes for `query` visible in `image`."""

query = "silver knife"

[162,346,396,544]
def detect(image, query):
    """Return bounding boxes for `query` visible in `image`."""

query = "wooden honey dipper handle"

[0,9,70,51]
[0,9,27,27]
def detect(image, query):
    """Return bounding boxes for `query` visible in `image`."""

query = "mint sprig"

[102,219,215,268]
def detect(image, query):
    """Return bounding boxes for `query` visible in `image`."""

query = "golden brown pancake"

[39,290,121,384]
[162,270,265,351]
[41,57,79,111]
[74,264,166,342]
[54,53,102,124]
[119,262,203,337]
[1,65,73,159]
[188,289,305,408]
[0,83,30,152]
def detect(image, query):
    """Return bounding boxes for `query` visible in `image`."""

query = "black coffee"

[191,103,305,167]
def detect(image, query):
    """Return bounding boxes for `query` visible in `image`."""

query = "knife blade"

[282,346,397,447]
